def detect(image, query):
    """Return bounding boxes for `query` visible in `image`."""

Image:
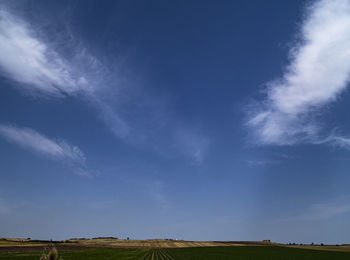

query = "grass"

[1,246,350,259]
[167,246,350,259]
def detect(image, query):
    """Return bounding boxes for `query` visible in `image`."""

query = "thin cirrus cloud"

[300,203,350,221]
[0,10,88,98]
[174,127,210,165]
[0,124,89,175]
[0,7,209,164]
[247,0,350,148]
[285,199,350,221]
[0,198,11,215]
[0,8,129,139]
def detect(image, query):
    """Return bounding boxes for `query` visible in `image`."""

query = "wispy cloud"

[146,180,168,208]
[0,10,89,97]
[286,201,350,221]
[0,199,11,215]
[86,94,130,139]
[126,178,169,209]
[319,132,350,150]
[174,127,210,164]
[0,124,89,175]
[247,0,350,147]
[246,160,279,166]
[0,7,209,164]
[0,8,128,139]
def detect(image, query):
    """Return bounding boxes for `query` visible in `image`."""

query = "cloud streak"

[246,160,279,166]
[0,124,88,174]
[247,0,350,146]
[0,7,209,164]
[287,201,350,221]
[174,127,210,164]
[0,10,90,97]
[0,8,128,139]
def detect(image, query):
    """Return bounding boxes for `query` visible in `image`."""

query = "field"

[1,238,350,259]
[1,246,350,260]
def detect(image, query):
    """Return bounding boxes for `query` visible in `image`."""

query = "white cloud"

[0,124,86,166]
[0,7,209,164]
[86,94,130,138]
[246,160,279,166]
[0,8,128,139]
[248,0,350,146]
[0,10,89,97]
[313,131,350,150]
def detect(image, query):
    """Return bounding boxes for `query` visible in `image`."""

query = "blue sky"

[1,0,350,244]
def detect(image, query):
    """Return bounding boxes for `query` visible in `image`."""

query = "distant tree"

[320,243,324,246]
[311,242,314,246]
[127,237,129,240]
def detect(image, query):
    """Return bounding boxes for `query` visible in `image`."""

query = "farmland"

[1,246,350,260]
[1,238,350,259]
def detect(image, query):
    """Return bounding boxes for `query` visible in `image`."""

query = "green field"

[1,246,350,260]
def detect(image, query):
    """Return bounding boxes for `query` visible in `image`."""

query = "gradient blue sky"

[1,0,350,244]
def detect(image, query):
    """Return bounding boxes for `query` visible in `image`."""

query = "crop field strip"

[2,238,350,259]
[139,248,176,260]
[2,246,350,259]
